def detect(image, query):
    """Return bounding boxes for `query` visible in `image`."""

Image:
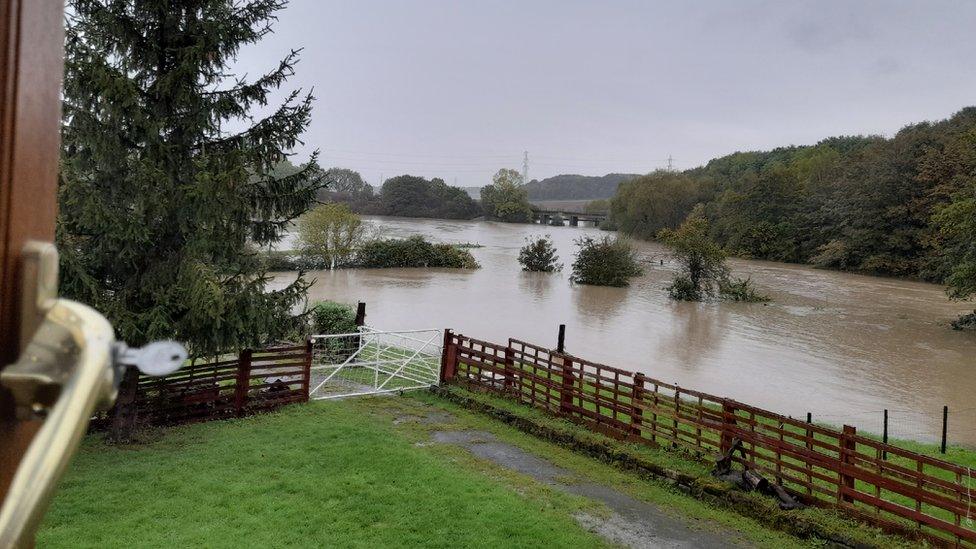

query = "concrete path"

[431,430,747,549]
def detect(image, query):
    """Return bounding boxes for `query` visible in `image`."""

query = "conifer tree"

[58,0,322,356]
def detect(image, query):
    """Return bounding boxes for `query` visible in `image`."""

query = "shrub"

[810,239,854,270]
[718,276,770,302]
[659,210,728,300]
[356,236,480,269]
[262,250,327,271]
[661,209,771,303]
[569,236,642,287]
[308,301,361,360]
[951,310,976,331]
[666,275,700,300]
[309,301,358,335]
[518,236,562,272]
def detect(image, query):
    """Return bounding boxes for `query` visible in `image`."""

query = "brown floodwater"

[271,216,976,446]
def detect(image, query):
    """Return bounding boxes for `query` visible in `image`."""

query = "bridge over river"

[532,209,607,227]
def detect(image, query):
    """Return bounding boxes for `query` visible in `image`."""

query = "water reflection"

[659,301,727,372]
[571,283,627,324]
[518,272,556,303]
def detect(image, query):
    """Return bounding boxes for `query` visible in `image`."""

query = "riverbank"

[40,395,845,548]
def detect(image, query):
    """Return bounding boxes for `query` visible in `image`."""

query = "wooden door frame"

[0,0,65,502]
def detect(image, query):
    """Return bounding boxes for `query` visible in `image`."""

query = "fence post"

[558,354,575,416]
[109,366,140,441]
[805,412,814,496]
[355,302,366,327]
[235,349,252,417]
[882,409,888,460]
[720,401,737,454]
[629,373,645,440]
[650,383,659,443]
[556,324,566,354]
[439,329,457,383]
[671,388,680,449]
[503,345,516,395]
[302,339,313,402]
[838,424,856,505]
[941,405,948,454]
[352,302,366,357]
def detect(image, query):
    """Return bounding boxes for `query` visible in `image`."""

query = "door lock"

[0,242,186,548]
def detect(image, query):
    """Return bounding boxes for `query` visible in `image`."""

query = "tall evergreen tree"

[58,0,322,356]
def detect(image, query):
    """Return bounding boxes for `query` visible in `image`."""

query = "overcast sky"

[237,0,976,187]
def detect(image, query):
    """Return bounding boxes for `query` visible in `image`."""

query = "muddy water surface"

[272,217,976,446]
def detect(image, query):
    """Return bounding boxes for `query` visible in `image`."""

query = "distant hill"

[523,173,640,200]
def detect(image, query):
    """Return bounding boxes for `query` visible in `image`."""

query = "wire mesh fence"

[804,405,976,452]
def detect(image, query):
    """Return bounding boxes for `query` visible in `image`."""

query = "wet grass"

[465,359,976,543]
[39,401,610,548]
[40,385,964,548]
[344,393,814,548]
[438,387,921,548]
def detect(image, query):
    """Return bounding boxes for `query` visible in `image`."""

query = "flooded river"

[272,216,976,446]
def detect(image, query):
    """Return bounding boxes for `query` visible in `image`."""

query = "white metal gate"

[308,328,442,400]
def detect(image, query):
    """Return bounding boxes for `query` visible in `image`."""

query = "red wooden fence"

[440,330,976,547]
[104,342,313,437]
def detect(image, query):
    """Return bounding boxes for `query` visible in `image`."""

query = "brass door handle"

[0,243,185,548]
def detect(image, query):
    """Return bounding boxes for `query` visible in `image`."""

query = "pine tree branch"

[198,89,314,166]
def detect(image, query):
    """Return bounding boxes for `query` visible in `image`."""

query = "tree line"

[318,166,536,223]
[609,108,976,316]
[523,173,638,200]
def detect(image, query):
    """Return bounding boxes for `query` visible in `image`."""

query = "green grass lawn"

[39,401,610,548]
[40,389,933,548]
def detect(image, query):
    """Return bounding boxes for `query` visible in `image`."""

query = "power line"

[321,156,513,168]
[320,147,516,160]
[534,154,675,165]
[321,147,676,168]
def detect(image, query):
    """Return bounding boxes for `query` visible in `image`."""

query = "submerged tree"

[569,236,642,287]
[659,211,729,300]
[58,0,322,356]
[298,204,366,270]
[660,209,767,302]
[518,235,562,272]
